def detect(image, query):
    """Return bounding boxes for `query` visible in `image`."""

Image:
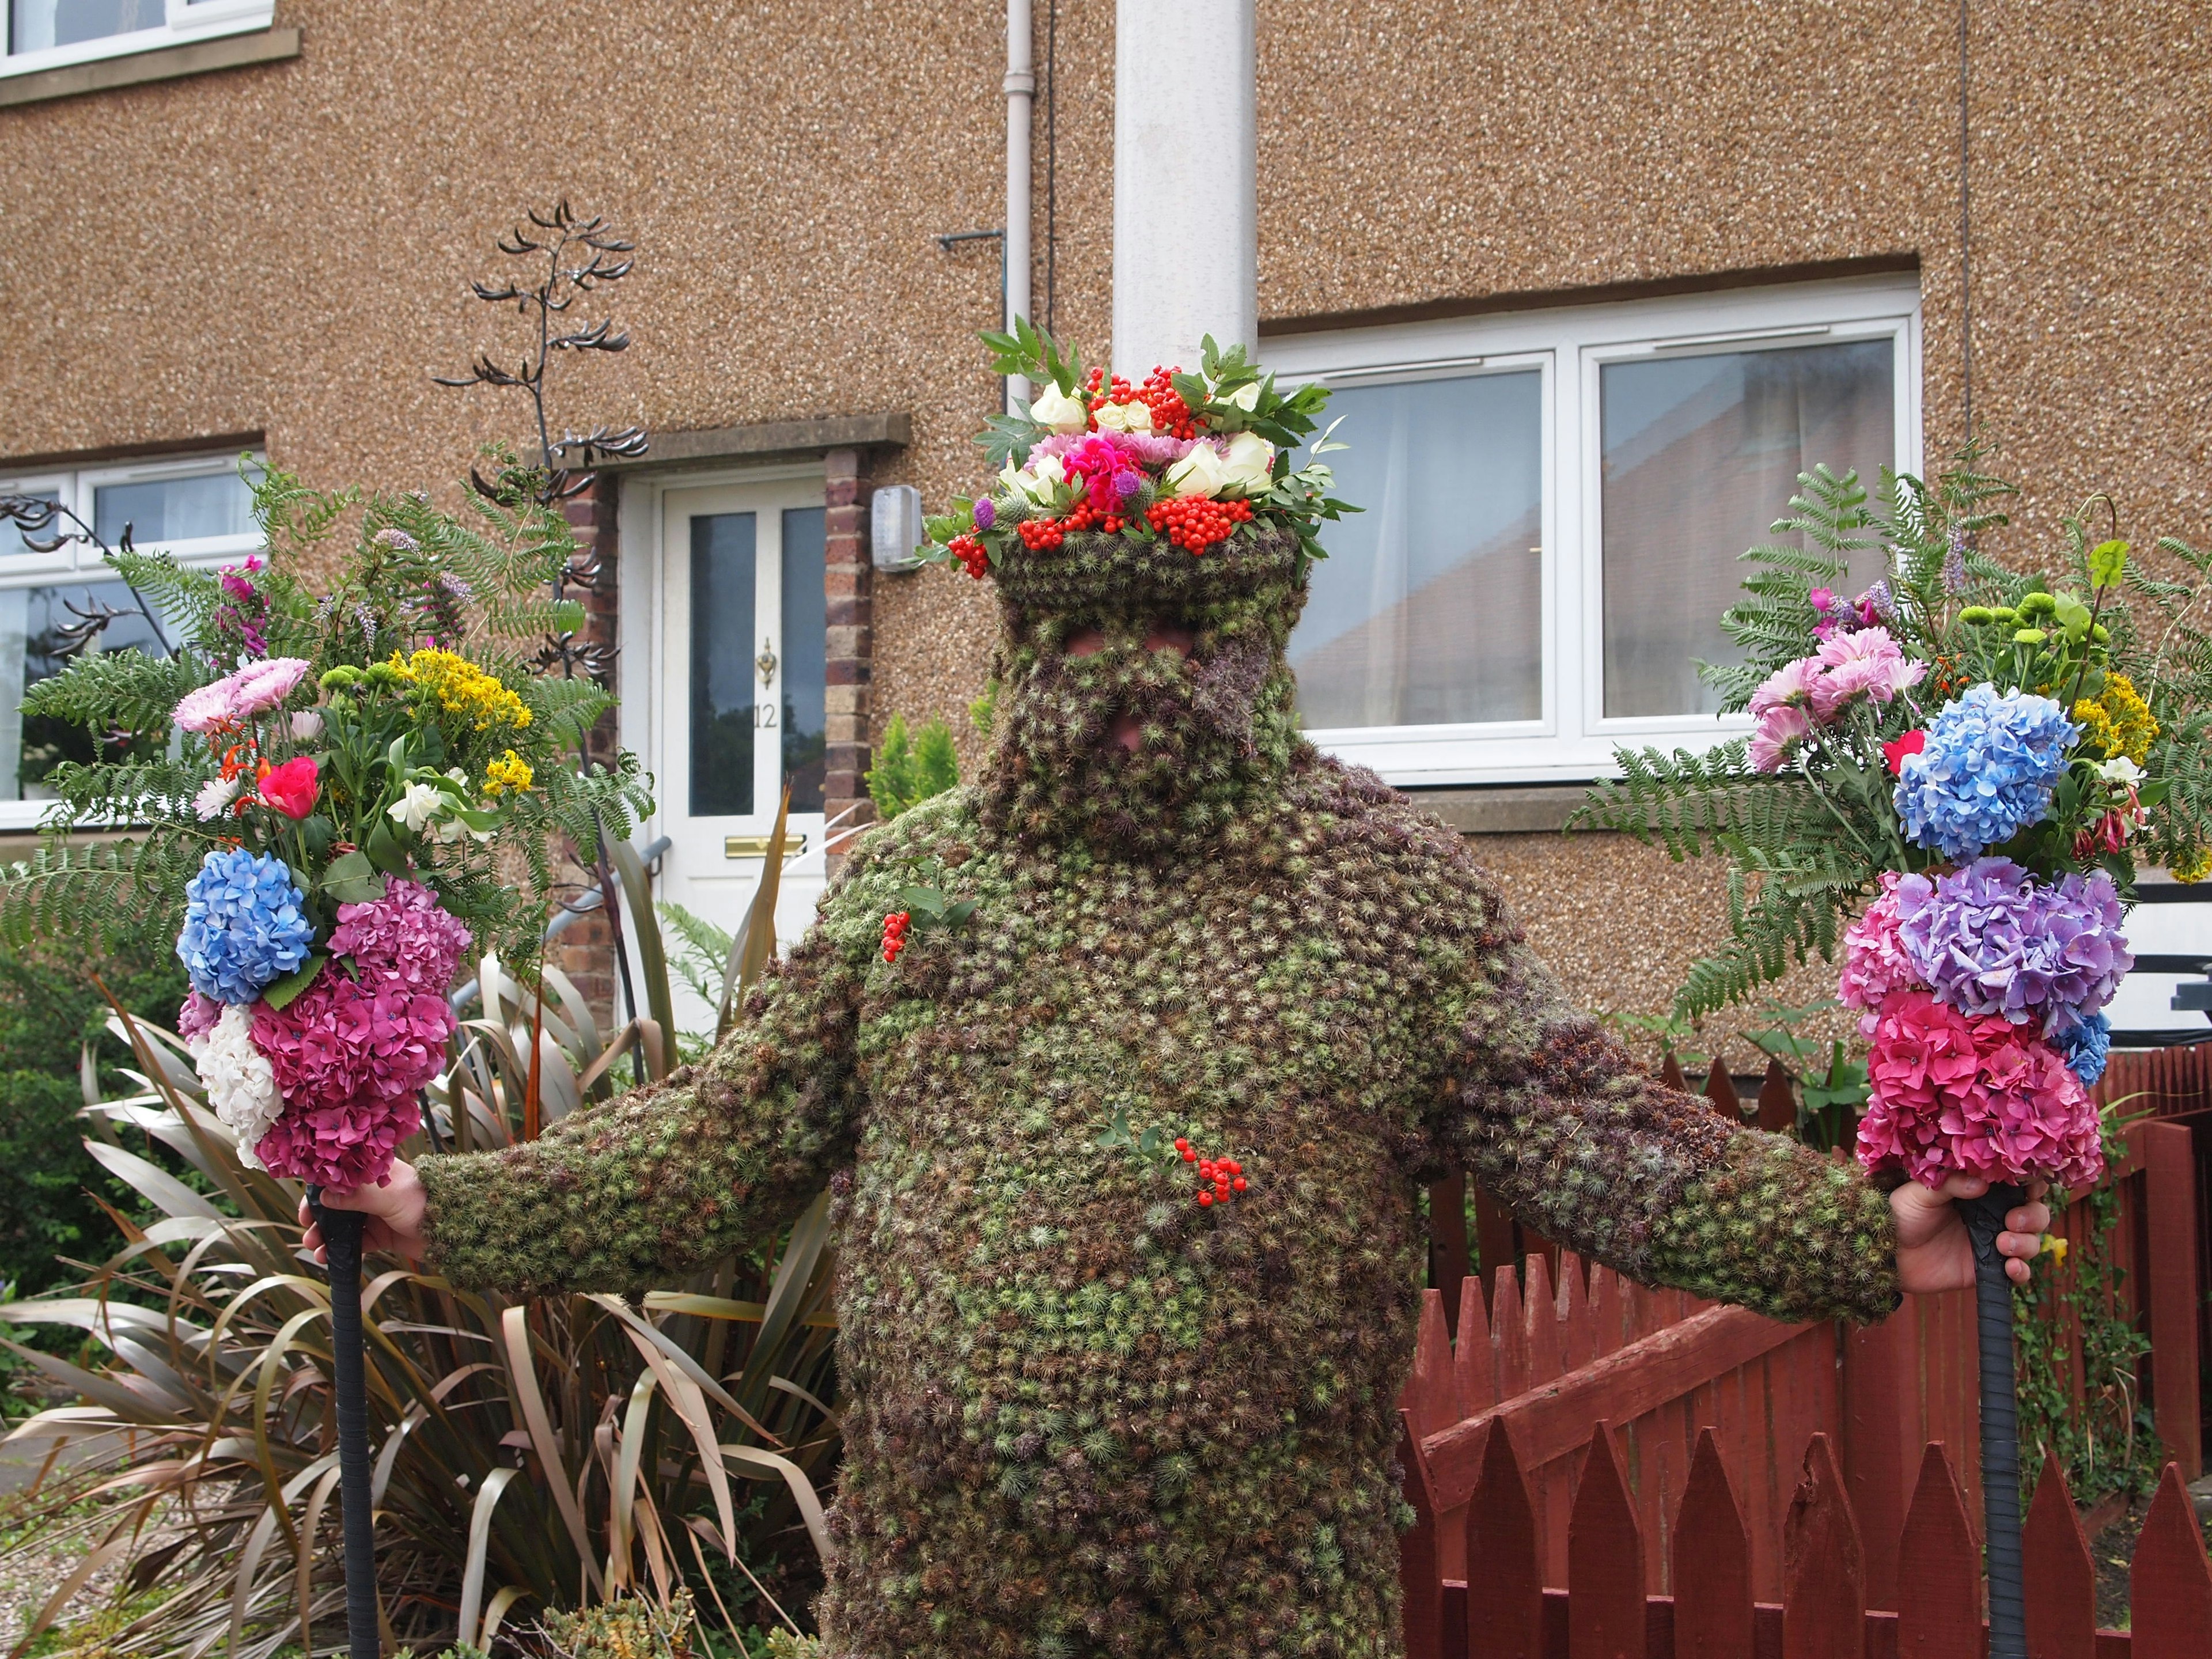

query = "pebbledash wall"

[2,1,2208,1041]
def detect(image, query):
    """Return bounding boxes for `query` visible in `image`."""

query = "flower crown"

[919,323,1357,588]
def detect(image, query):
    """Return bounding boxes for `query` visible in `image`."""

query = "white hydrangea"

[188,1003,282,1171]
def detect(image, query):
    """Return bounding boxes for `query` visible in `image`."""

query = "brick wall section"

[545,474,626,1027]
[823,446,877,863]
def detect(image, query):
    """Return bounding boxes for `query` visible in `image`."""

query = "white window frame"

[2,0,272,78]
[1264,275,1923,786]
[0,449,263,830]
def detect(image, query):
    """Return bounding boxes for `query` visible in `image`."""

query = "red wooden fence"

[1399,1417,2212,1658]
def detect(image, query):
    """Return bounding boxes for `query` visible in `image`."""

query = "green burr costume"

[416,528,1900,1658]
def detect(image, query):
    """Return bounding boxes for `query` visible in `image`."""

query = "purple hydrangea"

[176,847,316,1005]
[1894,684,2078,858]
[1892,857,2132,1039]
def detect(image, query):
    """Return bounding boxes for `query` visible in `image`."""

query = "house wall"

[2,0,2207,1048]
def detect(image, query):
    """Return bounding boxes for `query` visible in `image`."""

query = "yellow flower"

[388,649,533,733]
[483,749,534,797]
[2173,847,2212,884]
[2041,1234,2069,1264]
[2073,671,2157,764]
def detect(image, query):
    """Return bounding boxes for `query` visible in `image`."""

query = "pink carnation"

[172,657,313,733]
[327,878,473,994]
[254,1093,422,1193]
[1855,988,2104,1190]
[1809,627,1924,722]
[1838,873,1927,1026]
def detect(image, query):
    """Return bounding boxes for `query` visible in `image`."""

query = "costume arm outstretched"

[414,869,877,1298]
[1433,893,1900,1327]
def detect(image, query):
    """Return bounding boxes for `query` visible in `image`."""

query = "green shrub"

[863,714,958,821]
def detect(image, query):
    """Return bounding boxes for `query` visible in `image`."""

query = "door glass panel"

[690,513,757,817]
[1289,370,1544,729]
[92,468,255,547]
[2,581,168,801]
[780,507,827,814]
[1600,338,1894,718]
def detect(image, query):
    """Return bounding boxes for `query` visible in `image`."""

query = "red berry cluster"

[881,911,911,963]
[1017,517,1066,551]
[948,533,989,580]
[1081,365,1199,439]
[1175,1138,1248,1207]
[1145,494,1253,554]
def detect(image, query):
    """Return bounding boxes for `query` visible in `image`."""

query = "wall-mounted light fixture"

[872,484,926,574]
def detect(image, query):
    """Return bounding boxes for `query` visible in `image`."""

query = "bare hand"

[1891,1174,2051,1295]
[297,1157,429,1266]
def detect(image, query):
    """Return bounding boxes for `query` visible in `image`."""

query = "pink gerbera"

[172,657,313,733]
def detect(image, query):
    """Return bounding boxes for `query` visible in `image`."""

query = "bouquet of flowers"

[917,321,1356,574]
[0,461,650,1192]
[1583,457,2212,1194]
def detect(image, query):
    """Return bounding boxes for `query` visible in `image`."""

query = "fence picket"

[1673,1427,1753,1659]
[1560,1252,1596,1373]
[1704,1055,1741,1120]
[1662,1052,1688,1093]
[1467,1422,1544,1659]
[1432,1173,1472,1341]
[1399,1410,1443,1659]
[1893,1443,1978,1656]
[2022,1451,2095,1659]
[1755,1059,1796,1133]
[2127,1461,2212,1657]
[1586,1264,1624,1357]
[1410,1288,1462,1439]
[1493,1266,1529,1400]
[1781,1435,1863,1659]
[1457,1274,1495,1415]
[1524,1253,1563,1387]
[1568,1423,1644,1659]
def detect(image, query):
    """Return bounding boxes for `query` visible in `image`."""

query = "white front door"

[625,473,833,1036]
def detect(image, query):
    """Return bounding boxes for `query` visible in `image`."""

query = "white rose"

[190,1004,282,1168]
[1164,444,1228,499]
[1226,381,1262,412]
[1218,431,1275,497]
[1016,454,1069,508]
[388,780,445,834]
[1028,384,1089,433]
[1093,400,1154,434]
[2100,756,2145,786]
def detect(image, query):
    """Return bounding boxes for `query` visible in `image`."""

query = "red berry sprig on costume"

[1175,1137,1249,1207]
[948,533,989,580]
[881,911,911,963]
[1146,495,1253,554]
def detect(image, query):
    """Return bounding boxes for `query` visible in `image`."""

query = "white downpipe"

[1005,0,1035,404]
[1112,0,1256,377]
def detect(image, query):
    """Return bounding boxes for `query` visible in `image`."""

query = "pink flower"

[327,878,473,993]
[254,1092,422,1193]
[1749,704,1812,773]
[1810,627,1925,722]
[257,756,319,819]
[1883,729,1927,775]
[252,974,454,1111]
[1855,989,2104,1190]
[172,658,314,733]
[177,990,221,1042]
[1749,656,1824,718]
[1838,873,1928,1024]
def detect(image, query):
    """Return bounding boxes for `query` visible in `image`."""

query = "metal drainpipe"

[1005,0,1035,405]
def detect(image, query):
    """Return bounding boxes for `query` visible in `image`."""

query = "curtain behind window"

[1600,339,1894,719]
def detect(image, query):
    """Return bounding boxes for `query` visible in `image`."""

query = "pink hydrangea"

[177,990,222,1041]
[1855,988,2104,1190]
[172,657,314,733]
[1810,627,1924,722]
[254,1093,422,1192]
[327,878,473,993]
[1749,704,1812,773]
[1838,873,1927,1027]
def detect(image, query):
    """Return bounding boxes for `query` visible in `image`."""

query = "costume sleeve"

[1432,882,1901,1327]
[414,858,878,1298]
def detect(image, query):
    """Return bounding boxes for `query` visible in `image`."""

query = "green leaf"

[260,954,327,1010]
[320,850,385,903]
[942,899,978,929]
[1094,1109,1132,1150]
[1170,372,1209,412]
[1137,1125,1161,1154]
[365,819,410,876]
[2089,538,2129,589]
[897,884,947,919]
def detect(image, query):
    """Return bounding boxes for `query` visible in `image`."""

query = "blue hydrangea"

[2056,1010,2112,1087]
[176,847,315,1005]
[1894,684,2078,859]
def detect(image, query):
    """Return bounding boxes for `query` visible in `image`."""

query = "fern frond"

[20,649,204,737]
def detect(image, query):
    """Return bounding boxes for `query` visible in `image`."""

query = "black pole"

[309,1187,381,1658]
[1958,1182,2026,1659]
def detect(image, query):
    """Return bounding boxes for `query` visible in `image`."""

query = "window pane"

[1289,370,1544,729]
[10,0,166,53]
[780,507,827,815]
[2,490,62,558]
[1600,339,1894,718]
[92,468,255,547]
[1,582,167,802]
[690,513,756,818]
